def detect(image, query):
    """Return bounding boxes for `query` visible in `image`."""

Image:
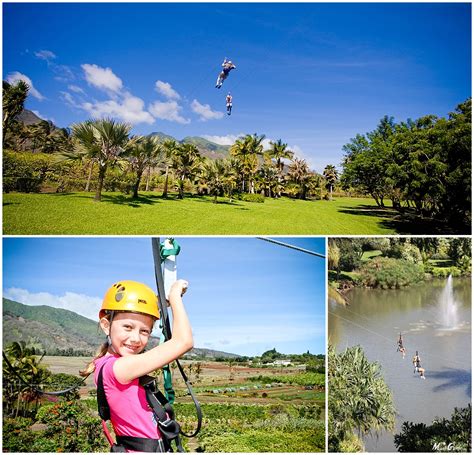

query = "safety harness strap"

[97,365,182,452]
[115,436,166,453]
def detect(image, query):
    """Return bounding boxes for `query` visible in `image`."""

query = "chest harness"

[97,360,183,452]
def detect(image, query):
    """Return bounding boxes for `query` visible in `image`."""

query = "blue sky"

[3,237,326,356]
[3,2,471,173]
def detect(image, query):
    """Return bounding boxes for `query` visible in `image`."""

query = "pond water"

[329,276,471,452]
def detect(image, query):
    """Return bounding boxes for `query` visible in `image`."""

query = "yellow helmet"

[100,280,160,320]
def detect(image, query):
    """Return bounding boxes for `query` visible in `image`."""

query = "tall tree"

[71,118,131,201]
[125,135,163,198]
[287,157,311,199]
[171,143,202,199]
[3,342,51,418]
[257,159,279,198]
[200,159,232,203]
[3,80,29,148]
[323,164,338,200]
[268,139,294,197]
[230,133,265,193]
[161,139,179,198]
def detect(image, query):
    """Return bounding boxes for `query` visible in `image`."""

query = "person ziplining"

[396,332,406,358]
[216,58,236,89]
[226,92,233,115]
[412,350,425,379]
[412,350,421,372]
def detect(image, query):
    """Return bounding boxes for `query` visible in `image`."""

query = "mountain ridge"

[3,298,240,359]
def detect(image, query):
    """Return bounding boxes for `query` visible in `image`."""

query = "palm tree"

[328,345,396,451]
[287,157,311,199]
[230,133,265,193]
[201,159,237,203]
[171,143,202,199]
[3,342,50,418]
[28,120,57,153]
[161,139,179,197]
[258,162,279,197]
[3,80,29,146]
[323,164,338,200]
[71,118,131,201]
[125,135,163,198]
[268,139,294,197]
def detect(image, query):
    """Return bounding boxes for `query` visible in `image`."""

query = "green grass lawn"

[1,192,444,235]
[361,249,383,261]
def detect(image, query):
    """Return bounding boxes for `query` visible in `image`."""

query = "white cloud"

[155,80,181,100]
[60,91,78,107]
[82,63,123,93]
[4,288,101,322]
[62,64,153,125]
[82,92,155,124]
[6,71,45,101]
[68,84,85,94]
[191,99,224,121]
[201,134,245,145]
[35,49,56,61]
[149,100,190,124]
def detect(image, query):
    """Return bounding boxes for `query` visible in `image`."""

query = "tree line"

[328,237,471,290]
[3,80,338,202]
[340,99,471,228]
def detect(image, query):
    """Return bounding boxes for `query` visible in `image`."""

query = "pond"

[329,276,471,452]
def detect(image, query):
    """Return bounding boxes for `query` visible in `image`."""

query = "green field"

[4,356,325,452]
[3,192,427,235]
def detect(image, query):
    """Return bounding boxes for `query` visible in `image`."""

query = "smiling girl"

[81,279,193,451]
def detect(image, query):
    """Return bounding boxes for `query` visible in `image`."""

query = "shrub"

[388,243,422,264]
[358,256,425,289]
[241,193,265,203]
[35,400,108,452]
[431,267,462,278]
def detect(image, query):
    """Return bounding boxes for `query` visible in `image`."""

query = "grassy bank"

[2,192,440,235]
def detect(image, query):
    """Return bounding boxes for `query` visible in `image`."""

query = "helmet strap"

[106,311,118,354]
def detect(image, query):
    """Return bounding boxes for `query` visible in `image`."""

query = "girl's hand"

[170,279,188,298]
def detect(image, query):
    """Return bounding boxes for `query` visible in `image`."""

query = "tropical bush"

[387,242,423,264]
[240,193,265,203]
[394,405,471,452]
[357,256,425,289]
[3,401,108,453]
[328,345,396,452]
[430,267,462,278]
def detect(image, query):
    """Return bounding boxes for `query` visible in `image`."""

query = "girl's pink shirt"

[94,354,161,440]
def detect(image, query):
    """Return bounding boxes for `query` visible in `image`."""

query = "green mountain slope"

[148,132,230,159]
[3,299,239,358]
[3,298,102,355]
[181,136,230,158]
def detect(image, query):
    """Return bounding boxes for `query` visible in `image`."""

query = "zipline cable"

[257,237,326,258]
[328,310,467,368]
